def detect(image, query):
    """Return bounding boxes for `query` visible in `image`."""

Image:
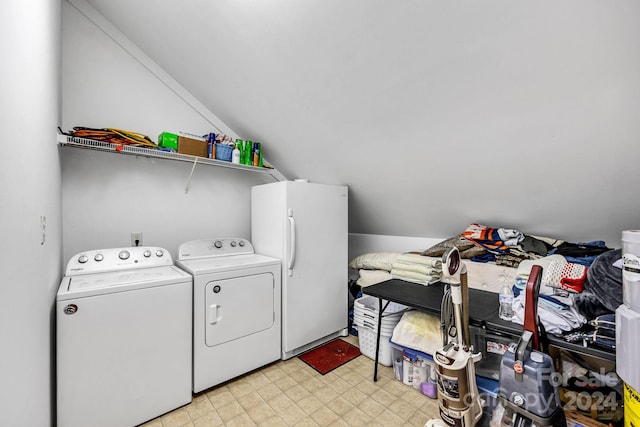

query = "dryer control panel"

[178,238,254,261]
[65,246,173,276]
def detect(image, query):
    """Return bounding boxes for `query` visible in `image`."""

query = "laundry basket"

[355,325,395,366]
[354,295,407,366]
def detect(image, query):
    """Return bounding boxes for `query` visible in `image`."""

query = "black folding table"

[362,279,614,382]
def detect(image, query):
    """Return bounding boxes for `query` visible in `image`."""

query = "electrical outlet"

[131,232,143,247]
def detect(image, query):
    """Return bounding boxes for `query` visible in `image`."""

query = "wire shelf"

[57,133,285,181]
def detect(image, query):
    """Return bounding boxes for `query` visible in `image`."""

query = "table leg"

[373,298,390,382]
[373,297,382,381]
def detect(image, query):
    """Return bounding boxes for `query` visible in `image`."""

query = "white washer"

[57,247,192,427]
[176,238,281,393]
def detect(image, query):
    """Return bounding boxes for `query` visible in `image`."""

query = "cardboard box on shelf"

[178,136,207,158]
[564,410,609,427]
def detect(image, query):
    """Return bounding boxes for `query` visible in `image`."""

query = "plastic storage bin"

[353,295,408,366]
[389,341,438,397]
[470,324,519,380]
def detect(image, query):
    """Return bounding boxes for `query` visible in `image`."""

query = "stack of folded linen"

[390,253,442,285]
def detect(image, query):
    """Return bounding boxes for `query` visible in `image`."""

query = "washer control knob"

[94,254,104,262]
[238,240,245,247]
[143,250,152,258]
[230,241,237,247]
[214,240,223,249]
[78,255,88,264]
[118,250,130,260]
[156,249,164,257]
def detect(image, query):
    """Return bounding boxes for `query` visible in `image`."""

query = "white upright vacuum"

[426,247,484,427]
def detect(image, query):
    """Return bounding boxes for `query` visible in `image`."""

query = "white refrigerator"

[252,180,348,359]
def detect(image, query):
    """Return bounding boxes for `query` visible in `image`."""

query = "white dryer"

[56,246,192,427]
[176,238,281,393]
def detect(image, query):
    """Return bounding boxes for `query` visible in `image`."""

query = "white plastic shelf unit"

[57,133,286,184]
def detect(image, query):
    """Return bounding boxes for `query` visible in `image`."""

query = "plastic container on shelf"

[215,143,233,162]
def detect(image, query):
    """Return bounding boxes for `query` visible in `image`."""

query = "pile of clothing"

[390,253,442,285]
[461,223,559,267]
[511,255,588,335]
[420,223,622,350]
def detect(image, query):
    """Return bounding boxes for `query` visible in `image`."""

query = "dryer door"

[205,273,275,347]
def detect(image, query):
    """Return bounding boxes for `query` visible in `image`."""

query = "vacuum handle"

[461,269,470,348]
[524,265,543,351]
[514,330,533,382]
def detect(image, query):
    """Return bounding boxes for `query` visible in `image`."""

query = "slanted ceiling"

[81,0,640,246]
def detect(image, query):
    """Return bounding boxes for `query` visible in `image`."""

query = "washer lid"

[57,265,191,300]
[176,253,280,275]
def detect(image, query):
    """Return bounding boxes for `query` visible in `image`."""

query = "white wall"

[61,1,276,260]
[61,149,274,260]
[83,0,640,247]
[348,233,445,262]
[61,0,229,140]
[0,1,62,426]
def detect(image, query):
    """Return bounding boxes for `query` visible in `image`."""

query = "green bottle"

[244,140,252,165]
[235,139,243,163]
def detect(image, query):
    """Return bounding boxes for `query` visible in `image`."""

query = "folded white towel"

[391,261,440,275]
[391,268,440,284]
[397,253,442,268]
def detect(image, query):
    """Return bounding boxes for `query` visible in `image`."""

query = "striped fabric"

[462,223,509,253]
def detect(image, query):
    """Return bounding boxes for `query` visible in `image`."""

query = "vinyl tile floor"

[141,335,439,427]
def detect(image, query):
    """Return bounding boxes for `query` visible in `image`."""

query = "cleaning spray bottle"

[232,142,241,164]
[234,139,243,164]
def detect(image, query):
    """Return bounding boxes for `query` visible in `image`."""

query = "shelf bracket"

[185,157,198,194]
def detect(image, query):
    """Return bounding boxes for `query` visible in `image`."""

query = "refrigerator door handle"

[288,208,296,276]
